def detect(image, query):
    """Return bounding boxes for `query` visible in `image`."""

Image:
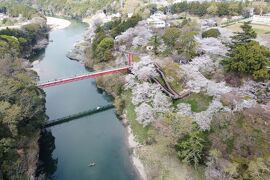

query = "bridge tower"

[128,53,134,66]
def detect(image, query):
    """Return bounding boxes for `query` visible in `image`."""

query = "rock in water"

[66,41,90,62]
[66,48,84,61]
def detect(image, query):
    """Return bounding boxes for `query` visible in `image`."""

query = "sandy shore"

[127,125,147,180]
[0,20,31,30]
[46,17,71,31]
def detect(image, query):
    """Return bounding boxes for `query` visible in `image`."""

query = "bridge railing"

[38,66,130,88]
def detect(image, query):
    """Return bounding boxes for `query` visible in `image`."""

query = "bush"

[95,37,114,62]
[110,15,142,38]
[222,41,270,80]
[92,15,141,62]
[222,21,269,80]
[209,110,270,179]
[202,28,220,38]
[0,2,38,19]
[175,125,209,167]
[0,23,46,57]
[162,27,182,47]
[170,2,243,17]
[0,35,20,57]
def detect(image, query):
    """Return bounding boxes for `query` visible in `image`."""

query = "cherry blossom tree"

[177,103,192,116]
[115,21,152,48]
[153,91,171,113]
[124,74,137,90]
[196,36,227,56]
[194,100,223,130]
[131,56,158,81]
[124,56,173,125]
[132,82,160,105]
[135,103,155,126]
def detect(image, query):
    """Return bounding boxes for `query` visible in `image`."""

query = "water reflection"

[30,48,46,62]
[36,130,57,179]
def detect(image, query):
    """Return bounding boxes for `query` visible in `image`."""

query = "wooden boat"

[88,162,96,167]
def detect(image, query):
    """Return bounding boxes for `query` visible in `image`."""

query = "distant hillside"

[5,0,115,18]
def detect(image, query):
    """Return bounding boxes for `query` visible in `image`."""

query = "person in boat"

[88,162,96,167]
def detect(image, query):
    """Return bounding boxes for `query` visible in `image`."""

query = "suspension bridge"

[38,52,135,89]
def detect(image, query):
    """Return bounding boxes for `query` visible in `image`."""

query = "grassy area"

[156,76,166,87]
[160,62,184,93]
[122,91,150,144]
[225,22,270,34]
[174,93,213,112]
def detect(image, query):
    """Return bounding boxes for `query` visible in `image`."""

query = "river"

[33,21,138,180]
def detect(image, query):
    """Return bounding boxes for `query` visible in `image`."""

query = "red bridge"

[38,53,134,89]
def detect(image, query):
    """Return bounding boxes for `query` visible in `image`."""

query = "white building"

[147,11,169,28]
[150,11,167,20]
[252,14,270,25]
[150,0,169,6]
[147,18,167,28]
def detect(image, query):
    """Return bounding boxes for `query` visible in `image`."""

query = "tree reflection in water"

[36,129,57,179]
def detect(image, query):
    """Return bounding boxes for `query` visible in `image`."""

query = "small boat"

[88,162,96,167]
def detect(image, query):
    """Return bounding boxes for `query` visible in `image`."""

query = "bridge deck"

[38,67,129,88]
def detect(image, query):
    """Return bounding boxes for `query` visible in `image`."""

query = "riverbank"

[0,14,48,179]
[95,76,148,180]
[46,17,71,31]
[127,126,147,180]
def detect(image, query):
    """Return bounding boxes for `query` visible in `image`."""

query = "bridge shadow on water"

[44,104,114,128]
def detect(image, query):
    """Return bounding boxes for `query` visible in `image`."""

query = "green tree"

[175,31,197,60]
[231,21,257,46]
[0,35,20,58]
[162,27,182,47]
[170,2,189,14]
[95,37,114,62]
[202,28,220,38]
[149,34,161,55]
[222,41,270,80]
[175,125,209,167]
[217,2,229,16]
[223,21,269,80]
[207,4,218,15]
[189,2,209,17]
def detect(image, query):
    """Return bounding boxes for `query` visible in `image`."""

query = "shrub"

[0,35,20,57]
[209,110,270,179]
[222,41,270,80]
[175,125,209,167]
[110,15,142,38]
[95,37,114,62]
[162,27,182,47]
[202,28,220,38]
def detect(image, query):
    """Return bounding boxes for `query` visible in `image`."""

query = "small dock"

[44,104,114,128]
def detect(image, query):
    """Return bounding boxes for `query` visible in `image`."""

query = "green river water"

[33,21,138,180]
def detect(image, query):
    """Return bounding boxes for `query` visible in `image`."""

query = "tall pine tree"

[231,21,257,47]
[222,21,270,80]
